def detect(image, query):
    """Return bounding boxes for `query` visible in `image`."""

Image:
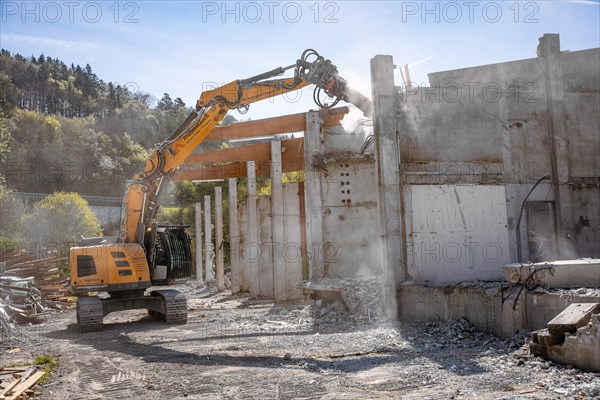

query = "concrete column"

[215,186,225,291]
[271,141,286,301]
[228,178,240,293]
[304,111,325,278]
[195,202,203,284]
[371,54,405,283]
[246,161,260,297]
[204,195,214,281]
[537,33,575,257]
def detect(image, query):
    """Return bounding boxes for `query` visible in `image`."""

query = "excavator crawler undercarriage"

[76,289,187,332]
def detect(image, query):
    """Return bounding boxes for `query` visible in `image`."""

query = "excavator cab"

[145,224,193,285]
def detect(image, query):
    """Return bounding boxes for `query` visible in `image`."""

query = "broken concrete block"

[530,303,600,372]
[503,259,600,288]
[535,329,564,347]
[547,303,600,336]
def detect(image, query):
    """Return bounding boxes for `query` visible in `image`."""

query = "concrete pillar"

[271,141,286,301]
[228,178,240,293]
[371,54,405,283]
[246,161,260,297]
[204,195,214,281]
[304,111,325,278]
[537,34,575,257]
[215,186,225,291]
[195,202,203,284]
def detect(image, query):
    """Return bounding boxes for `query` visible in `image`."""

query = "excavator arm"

[119,49,372,246]
[69,49,372,332]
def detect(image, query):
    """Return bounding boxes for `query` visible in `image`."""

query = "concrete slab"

[547,302,600,336]
[503,259,600,288]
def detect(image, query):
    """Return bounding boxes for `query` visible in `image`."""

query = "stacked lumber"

[0,366,45,400]
[1,251,70,302]
[1,250,71,326]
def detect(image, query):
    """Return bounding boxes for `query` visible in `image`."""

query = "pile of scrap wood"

[1,250,70,302]
[0,366,45,400]
[1,278,47,323]
[1,250,71,324]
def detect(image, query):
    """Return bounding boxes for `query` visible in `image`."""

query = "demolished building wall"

[304,115,383,280]
[377,34,600,283]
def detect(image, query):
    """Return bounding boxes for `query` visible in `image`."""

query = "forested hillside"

[0,49,205,196]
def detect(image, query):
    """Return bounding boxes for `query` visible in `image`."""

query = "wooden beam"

[173,137,305,181]
[184,137,303,165]
[204,106,348,141]
[172,156,304,181]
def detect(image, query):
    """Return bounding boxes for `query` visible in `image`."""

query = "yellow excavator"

[69,49,372,331]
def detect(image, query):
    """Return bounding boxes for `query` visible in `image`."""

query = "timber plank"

[5,370,44,400]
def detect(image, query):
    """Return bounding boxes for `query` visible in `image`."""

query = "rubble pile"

[303,277,396,322]
[1,250,70,326]
[2,253,70,302]
[416,318,525,350]
[0,278,46,323]
[338,277,396,321]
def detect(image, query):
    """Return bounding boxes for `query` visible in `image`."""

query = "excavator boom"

[120,49,371,247]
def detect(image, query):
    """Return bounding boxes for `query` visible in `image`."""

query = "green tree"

[0,193,25,251]
[0,110,10,198]
[157,93,173,110]
[20,192,102,250]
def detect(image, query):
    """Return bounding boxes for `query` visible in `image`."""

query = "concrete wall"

[282,183,304,300]
[235,184,304,301]
[404,185,510,282]
[398,283,600,338]
[385,36,600,283]
[321,162,381,277]
[303,112,383,280]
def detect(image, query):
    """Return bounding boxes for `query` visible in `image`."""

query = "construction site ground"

[4,285,600,400]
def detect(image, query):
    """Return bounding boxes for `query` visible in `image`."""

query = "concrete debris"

[503,259,600,289]
[302,277,396,322]
[0,303,21,349]
[547,303,600,336]
[10,284,600,399]
[311,151,374,170]
[531,303,600,372]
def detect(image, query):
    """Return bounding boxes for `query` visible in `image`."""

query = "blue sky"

[1,1,599,120]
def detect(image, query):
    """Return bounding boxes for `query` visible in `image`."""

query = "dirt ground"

[3,285,600,400]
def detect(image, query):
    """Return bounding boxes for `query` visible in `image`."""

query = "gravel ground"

[3,285,599,399]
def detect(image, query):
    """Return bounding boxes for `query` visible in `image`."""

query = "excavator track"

[77,297,104,332]
[150,290,187,324]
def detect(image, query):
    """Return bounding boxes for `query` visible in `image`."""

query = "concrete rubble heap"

[303,277,396,322]
[531,303,600,372]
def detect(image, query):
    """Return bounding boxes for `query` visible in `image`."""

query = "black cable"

[313,87,340,109]
[516,175,551,262]
[360,134,375,155]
